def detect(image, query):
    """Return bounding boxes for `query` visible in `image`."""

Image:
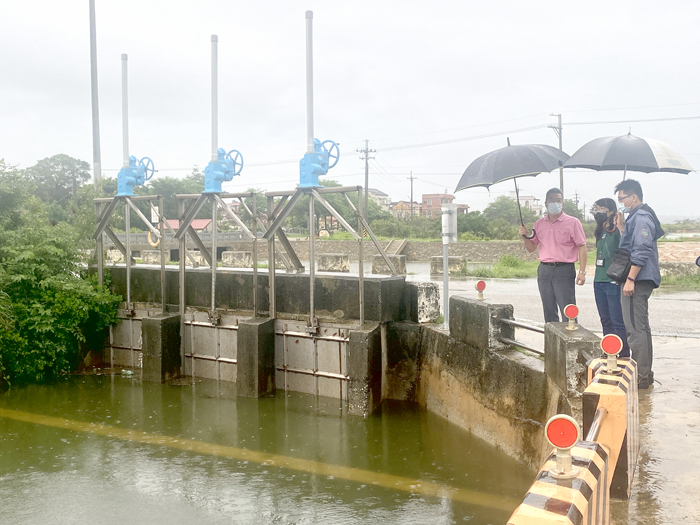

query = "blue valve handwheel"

[321,140,340,169]
[140,157,155,180]
[225,149,244,176]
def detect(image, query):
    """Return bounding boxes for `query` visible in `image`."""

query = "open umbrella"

[563,133,695,177]
[455,139,570,232]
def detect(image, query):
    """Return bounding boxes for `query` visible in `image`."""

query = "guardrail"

[498,318,545,356]
[507,335,638,524]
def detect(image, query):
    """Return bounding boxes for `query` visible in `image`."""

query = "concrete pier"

[236,317,275,398]
[222,251,252,268]
[141,250,169,265]
[430,255,465,275]
[141,313,181,382]
[317,253,349,272]
[372,254,406,275]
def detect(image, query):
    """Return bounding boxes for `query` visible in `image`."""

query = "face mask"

[618,202,629,213]
[547,202,563,215]
[593,212,608,222]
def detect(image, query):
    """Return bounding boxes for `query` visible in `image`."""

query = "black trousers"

[537,263,576,323]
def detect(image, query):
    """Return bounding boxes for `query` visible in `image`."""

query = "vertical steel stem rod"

[121,54,129,167]
[89,0,102,184]
[211,197,217,316]
[309,194,315,323]
[178,199,186,374]
[125,199,131,306]
[211,35,218,161]
[358,188,364,326]
[268,196,276,319]
[252,195,258,317]
[305,11,314,154]
[443,243,449,329]
[159,196,165,312]
[95,202,103,286]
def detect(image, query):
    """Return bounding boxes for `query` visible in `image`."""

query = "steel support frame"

[93,194,166,312]
[93,195,166,370]
[263,185,397,330]
[174,192,259,324]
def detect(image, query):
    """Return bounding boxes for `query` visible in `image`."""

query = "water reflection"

[0,374,533,524]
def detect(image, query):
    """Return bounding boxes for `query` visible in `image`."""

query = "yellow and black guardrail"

[508,333,639,524]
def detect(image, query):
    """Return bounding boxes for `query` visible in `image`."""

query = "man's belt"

[540,262,574,267]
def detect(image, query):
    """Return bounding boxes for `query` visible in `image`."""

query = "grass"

[463,254,539,279]
[659,273,700,290]
[659,236,700,242]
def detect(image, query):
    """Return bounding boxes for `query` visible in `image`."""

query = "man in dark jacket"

[615,179,663,389]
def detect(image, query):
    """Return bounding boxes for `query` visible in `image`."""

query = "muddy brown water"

[0,374,534,524]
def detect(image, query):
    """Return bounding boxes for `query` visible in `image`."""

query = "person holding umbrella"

[518,188,587,323]
[615,179,663,389]
[591,197,630,357]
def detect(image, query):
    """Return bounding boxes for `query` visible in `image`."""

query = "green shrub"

[0,188,121,386]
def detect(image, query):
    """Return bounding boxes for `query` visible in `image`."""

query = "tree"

[482,195,539,226]
[0,178,121,386]
[141,168,205,220]
[458,211,491,239]
[563,199,584,221]
[25,154,91,206]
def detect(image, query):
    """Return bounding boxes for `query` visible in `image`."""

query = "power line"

[380,124,548,152]
[565,115,700,126]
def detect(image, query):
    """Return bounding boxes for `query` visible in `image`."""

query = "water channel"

[0,373,534,524]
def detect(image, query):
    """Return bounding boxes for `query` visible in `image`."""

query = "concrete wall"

[109,266,405,323]
[111,239,596,263]
[383,320,570,471]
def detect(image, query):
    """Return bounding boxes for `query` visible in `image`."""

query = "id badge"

[596,258,605,267]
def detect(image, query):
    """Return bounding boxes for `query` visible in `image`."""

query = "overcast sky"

[2,0,700,220]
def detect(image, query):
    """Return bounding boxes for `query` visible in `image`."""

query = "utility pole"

[355,139,376,220]
[407,171,416,218]
[549,113,563,196]
[89,0,102,187]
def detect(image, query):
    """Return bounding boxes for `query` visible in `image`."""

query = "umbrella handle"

[522,228,536,240]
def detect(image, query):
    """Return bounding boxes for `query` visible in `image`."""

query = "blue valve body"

[299,139,330,188]
[204,148,236,193]
[117,155,146,196]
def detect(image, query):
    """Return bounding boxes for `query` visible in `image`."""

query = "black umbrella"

[455,139,570,232]
[563,133,694,178]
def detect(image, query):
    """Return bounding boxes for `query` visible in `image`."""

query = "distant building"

[508,191,543,216]
[457,203,470,215]
[390,201,422,219]
[367,188,391,212]
[166,219,213,232]
[422,193,456,219]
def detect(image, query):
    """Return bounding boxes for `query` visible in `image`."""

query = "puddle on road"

[0,375,533,524]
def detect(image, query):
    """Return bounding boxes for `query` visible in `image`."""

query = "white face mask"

[547,202,563,215]
[618,202,630,214]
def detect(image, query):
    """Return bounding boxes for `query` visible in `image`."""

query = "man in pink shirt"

[518,188,588,322]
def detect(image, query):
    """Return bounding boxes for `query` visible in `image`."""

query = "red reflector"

[564,304,579,319]
[546,417,578,449]
[601,334,623,355]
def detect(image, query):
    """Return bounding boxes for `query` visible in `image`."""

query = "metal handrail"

[500,318,545,334]
[585,407,608,442]
[498,336,544,356]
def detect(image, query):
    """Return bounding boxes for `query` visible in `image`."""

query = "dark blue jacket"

[619,205,662,287]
